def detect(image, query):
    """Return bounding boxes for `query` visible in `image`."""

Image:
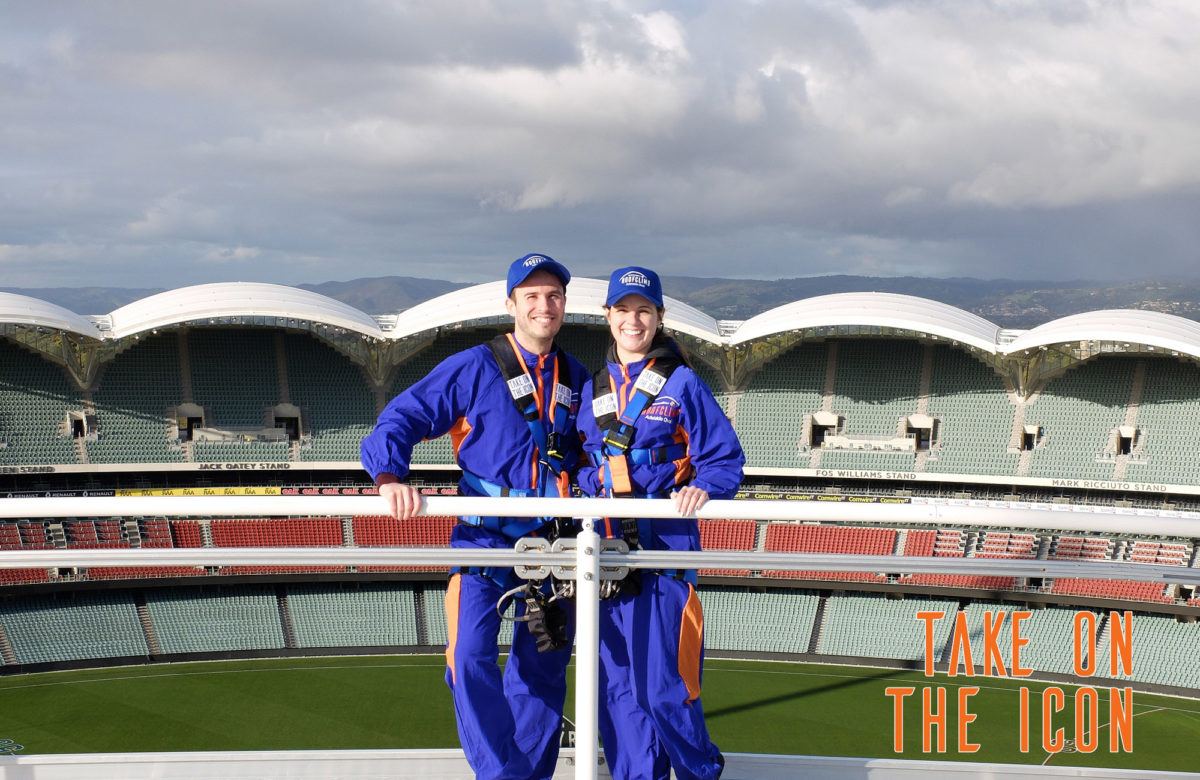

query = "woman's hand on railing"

[671,486,709,517]
[379,482,424,521]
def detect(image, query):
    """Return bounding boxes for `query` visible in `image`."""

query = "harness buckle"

[602,424,634,452]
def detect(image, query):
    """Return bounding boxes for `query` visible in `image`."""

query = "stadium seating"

[171,520,204,548]
[0,568,51,586]
[698,518,757,576]
[957,602,1083,676]
[64,519,129,549]
[1095,612,1200,688]
[0,340,83,465]
[924,347,1019,476]
[1124,358,1200,485]
[1126,540,1190,566]
[1051,535,1113,561]
[0,592,148,663]
[287,583,419,647]
[699,586,819,654]
[287,334,377,462]
[86,566,206,580]
[209,518,344,547]
[974,531,1037,559]
[1025,357,1136,480]
[87,334,186,463]
[422,582,514,647]
[762,523,895,581]
[145,586,285,653]
[735,343,826,469]
[1050,578,1173,603]
[816,594,957,661]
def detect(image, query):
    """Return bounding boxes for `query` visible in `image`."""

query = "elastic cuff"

[374,472,402,487]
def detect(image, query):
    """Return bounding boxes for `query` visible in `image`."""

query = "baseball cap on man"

[506,253,571,296]
[605,266,663,308]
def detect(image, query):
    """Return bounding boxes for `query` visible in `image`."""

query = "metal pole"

[574,518,600,780]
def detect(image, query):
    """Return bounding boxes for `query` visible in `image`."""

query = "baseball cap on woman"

[605,266,663,308]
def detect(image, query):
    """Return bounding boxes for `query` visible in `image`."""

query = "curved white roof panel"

[106,282,385,340]
[730,292,1002,353]
[1004,309,1200,359]
[388,278,721,342]
[0,292,103,339]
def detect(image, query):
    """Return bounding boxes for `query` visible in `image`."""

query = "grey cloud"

[1,1,1199,290]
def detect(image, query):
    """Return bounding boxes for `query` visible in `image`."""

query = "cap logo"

[620,271,651,287]
[524,255,547,267]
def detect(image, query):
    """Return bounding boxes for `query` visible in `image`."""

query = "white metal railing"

[3,496,1200,780]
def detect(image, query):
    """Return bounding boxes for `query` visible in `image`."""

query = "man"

[361,253,589,780]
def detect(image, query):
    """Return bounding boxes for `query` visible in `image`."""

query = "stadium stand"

[421,582,514,647]
[697,518,757,576]
[1025,357,1137,480]
[700,587,819,654]
[87,334,186,463]
[957,603,1086,676]
[924,347,1018,476]
[145,586,285,653]
[288,583,419,648]
[1123,357,1200,485]
[816,594,957,662]
[0,340,82,465]
[1051,535,1114,561]
[287,334,377,462]
[762,522,895,582]
[209,518,344,547]
[0,592,148,663]
[735,343,825,469]
[1095,612,1200,688]
[1050,578,1174,603]
[974,531,1037,559]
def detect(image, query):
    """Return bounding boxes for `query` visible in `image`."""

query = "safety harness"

[458,333,575,540]
[590,342,687,549]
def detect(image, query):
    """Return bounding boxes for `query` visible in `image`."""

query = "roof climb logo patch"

[524,255,547,267]
[644,395,681,424]
[620,270,651,288]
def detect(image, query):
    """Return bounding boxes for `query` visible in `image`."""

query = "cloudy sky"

[2,1,1198,288]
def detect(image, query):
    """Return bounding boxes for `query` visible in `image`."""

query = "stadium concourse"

[3,281,1200,778]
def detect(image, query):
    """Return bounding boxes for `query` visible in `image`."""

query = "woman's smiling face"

[606,294,661,363]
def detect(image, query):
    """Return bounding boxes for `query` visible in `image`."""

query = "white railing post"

[574,518,600,780]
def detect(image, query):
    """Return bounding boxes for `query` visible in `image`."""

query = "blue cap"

[605,266,663,308]
[506,253,571,296]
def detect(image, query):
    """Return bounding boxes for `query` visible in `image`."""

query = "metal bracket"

[513,537,552,581]
[550,538,630,582]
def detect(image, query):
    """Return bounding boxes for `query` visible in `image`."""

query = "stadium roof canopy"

[105,283,385,340]
[388,278,721,342]
[1003,309,1200,359]
[0,291,103,340]
[729,292,1003,353]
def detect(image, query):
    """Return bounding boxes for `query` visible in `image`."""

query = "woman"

[577,266,744,780]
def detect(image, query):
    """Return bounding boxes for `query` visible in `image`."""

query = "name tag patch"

[592,394,619,417]
[507,374,535,400]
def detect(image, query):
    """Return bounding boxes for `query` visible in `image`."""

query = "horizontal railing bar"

[0,548,1195,584]
[3,496,1200,536]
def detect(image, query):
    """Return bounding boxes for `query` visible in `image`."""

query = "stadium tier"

[3,316,1200,493]
[4,582,1195,692]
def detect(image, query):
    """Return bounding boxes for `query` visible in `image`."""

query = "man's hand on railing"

[379,482,424,521]
[671,486,709,517]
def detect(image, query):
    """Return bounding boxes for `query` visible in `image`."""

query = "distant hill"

[296,277,469,313]
[663,275,1200,329]
[6,276,1200,329]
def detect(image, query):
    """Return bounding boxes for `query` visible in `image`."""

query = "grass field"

[2,655,1199,771]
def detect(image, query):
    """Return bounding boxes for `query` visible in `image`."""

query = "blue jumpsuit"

[361,338,589,780]
[578,349,744,780]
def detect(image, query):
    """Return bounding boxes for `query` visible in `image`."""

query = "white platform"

[2,750,1198,779]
